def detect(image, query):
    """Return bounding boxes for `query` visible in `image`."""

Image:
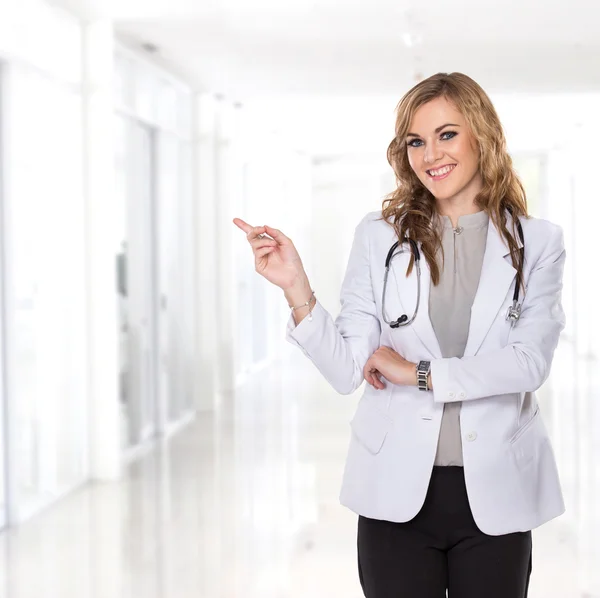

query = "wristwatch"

[416,360,431,392]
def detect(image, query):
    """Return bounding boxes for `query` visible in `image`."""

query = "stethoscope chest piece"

[506,301,521,323]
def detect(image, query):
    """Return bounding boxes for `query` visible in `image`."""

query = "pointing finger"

[233,218,253,234]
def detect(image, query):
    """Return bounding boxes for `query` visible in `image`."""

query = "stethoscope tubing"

[382,220,525,329]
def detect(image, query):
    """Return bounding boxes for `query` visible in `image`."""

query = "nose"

[423,142,442,165]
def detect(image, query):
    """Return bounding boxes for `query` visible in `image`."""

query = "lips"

[426,164,457,180]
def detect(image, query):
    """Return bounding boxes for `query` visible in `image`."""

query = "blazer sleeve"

[286,214,381,395]
[430,225,566,403]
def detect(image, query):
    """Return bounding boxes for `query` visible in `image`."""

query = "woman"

[233,72,566,598]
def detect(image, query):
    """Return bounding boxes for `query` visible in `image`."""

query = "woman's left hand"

[363,347,416,390]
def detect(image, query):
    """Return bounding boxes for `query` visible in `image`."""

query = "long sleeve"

[430,225,566,403]
[286,214,381,395]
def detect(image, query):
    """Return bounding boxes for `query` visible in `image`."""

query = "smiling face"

[405,96,483,207]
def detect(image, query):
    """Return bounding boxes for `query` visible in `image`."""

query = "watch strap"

[416,360,431,392]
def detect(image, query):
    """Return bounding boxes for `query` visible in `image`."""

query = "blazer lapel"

[389,244,442,359]
[463,215,523,357]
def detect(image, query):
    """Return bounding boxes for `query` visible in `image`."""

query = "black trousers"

[357,466,532,598]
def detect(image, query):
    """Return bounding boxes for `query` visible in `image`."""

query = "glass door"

[115,115,159,449]
[129,121,158,443]
[155,131,178,427]
[155,131,197,426]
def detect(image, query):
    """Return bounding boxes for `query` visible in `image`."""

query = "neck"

[435,170,484,227]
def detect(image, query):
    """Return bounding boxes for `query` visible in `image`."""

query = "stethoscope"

[381,220,525,328]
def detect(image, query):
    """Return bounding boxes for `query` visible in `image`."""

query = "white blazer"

[286,210,566,536]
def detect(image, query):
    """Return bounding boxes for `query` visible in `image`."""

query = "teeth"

[429,165,455,177]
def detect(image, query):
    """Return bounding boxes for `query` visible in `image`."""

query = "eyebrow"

[406,123,460,138]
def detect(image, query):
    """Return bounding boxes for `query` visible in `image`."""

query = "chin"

[428,187,461,202]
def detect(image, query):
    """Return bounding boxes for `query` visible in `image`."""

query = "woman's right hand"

[233,218,308,291]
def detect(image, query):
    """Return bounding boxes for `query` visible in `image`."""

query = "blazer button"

[448,391,456,399]
[459,392,466,399]
[466,431,478,442]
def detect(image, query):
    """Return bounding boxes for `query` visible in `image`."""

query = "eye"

[406,138,423,148]
[441,131,457,141]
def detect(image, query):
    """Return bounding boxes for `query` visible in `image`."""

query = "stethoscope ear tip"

[390,314,409,328]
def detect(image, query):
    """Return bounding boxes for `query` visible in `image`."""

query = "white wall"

[0,0,89,523]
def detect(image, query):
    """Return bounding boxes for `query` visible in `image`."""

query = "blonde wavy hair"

[382,72,528,285]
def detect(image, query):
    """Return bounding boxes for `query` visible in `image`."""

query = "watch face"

[418,360,430,371]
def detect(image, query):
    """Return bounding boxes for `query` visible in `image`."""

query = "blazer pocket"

[350,398,393,455]
[509,406,542,463]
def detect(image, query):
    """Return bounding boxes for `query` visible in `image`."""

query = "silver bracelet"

[289,290,316,321]
[289,290,315,310]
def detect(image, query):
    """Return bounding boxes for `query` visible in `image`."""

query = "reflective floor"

[0,345,592,597]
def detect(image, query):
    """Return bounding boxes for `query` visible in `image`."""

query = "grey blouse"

[429,210,489,467]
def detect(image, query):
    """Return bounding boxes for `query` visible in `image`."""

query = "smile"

[426,164,456,180]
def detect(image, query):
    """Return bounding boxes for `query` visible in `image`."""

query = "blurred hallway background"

[0,0,599,596]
